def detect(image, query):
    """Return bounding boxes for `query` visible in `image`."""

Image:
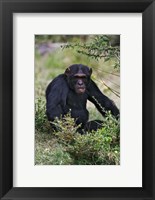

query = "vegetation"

[63,35,120,69]
[35,35,120,165]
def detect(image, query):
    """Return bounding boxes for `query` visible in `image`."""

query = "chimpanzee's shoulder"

[46,74,68,96]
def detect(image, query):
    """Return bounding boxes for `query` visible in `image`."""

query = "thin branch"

[102,81,120,98]
[92,66,120,77]
[102,77,120,88]
[93,77,120,98]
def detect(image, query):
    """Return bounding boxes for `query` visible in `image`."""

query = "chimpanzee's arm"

[87,80,119,118]
[46,74,69,121]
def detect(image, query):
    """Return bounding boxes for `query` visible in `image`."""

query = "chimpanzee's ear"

[89,67,92,76]
[64,67,71,76]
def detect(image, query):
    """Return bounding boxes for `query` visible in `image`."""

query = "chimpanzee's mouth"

[76,87,86,94]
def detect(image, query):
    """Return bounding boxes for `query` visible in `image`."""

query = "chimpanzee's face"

[65,64,92,94]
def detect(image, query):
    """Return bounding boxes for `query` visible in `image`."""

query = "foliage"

[35,97,47,132]
[35,99,120,165]
[62,35,120,69]
[52,112,120,165]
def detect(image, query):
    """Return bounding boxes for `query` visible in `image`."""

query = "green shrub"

[35,97,120,165]
[35,97,50,132]
[53,112,120,165]
[63,35,120,69]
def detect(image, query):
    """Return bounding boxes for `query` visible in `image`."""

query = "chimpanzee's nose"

[78,80,83,86]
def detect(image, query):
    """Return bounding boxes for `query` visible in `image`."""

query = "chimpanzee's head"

[65,64,92,94]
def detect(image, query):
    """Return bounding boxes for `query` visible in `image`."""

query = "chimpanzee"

[46,64,119,133]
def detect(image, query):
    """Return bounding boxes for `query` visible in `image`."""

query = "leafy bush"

[52,112,120,165]
[63,35,120,69]
[35,97,50,132]
[35,99,120,165]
